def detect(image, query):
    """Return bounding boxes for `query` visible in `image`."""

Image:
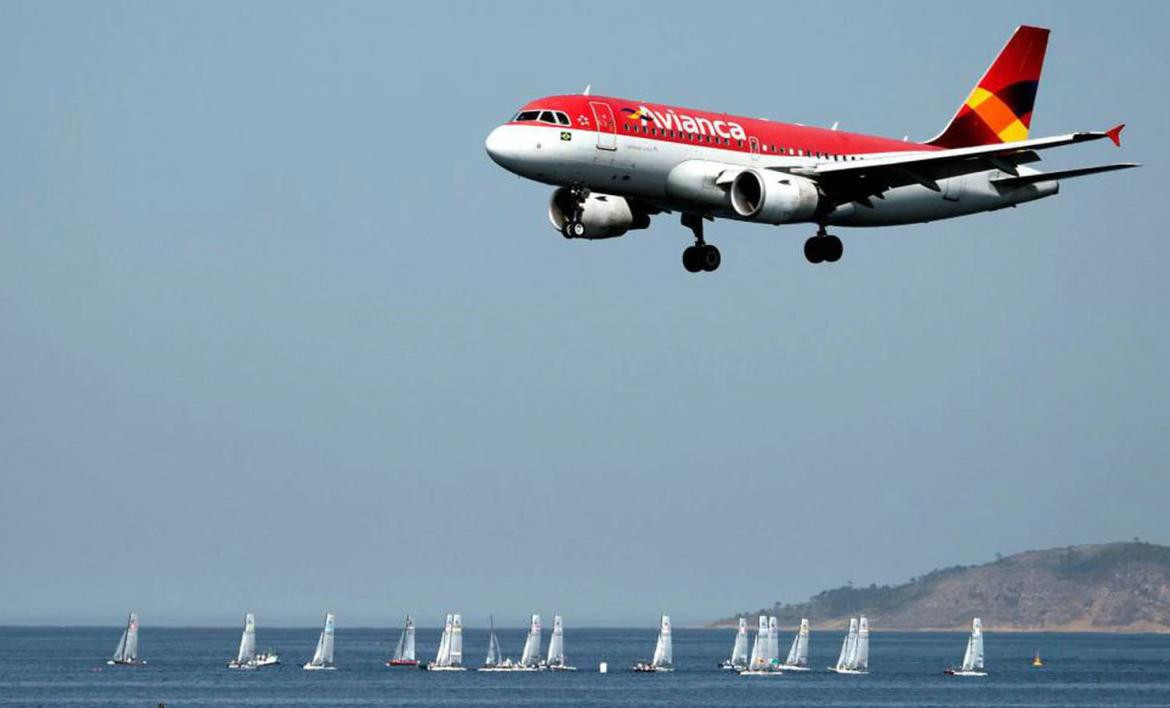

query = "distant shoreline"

[3,623,1169,634]
[704,622,1170,634]
[709,542,1170,635]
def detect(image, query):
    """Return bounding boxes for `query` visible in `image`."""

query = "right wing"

[783,125,1127,208]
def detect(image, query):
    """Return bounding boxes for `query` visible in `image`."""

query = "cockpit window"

[514,109,572,126]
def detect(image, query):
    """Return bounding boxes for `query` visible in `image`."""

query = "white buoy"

[599,661,608,673]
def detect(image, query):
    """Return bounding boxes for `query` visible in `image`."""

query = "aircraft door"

[589,101,617,151]
[749,136,761,160]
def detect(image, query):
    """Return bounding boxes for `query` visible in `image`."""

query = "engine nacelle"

[729,169,820,224]
[548,188,651,239]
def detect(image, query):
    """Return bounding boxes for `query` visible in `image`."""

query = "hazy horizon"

[2,0,1167,628]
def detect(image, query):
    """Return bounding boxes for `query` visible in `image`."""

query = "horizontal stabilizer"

[991,162,1138,188]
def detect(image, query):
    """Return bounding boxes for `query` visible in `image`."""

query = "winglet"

[1105,123,1125,147]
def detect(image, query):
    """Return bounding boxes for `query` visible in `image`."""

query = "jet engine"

[729,169,820,224]
[548,188,651,239]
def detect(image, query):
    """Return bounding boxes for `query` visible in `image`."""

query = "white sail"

[112,630,127,662]
[124,613,139,661]
[794,618,810,667]
[748,616,767,668]
[546,615,565,667]
[519,614,542,666]
[836,618,858,670]
[308,613,335,667]
[767,616,779,666]
[485,616,501,666]
[393,615,415,661]
[448,614,464,667]
[730,618,749,666]
[237,613,257,664]
[404,616,416,661]
[961,617,984,671]
[435,614,453,666]
[651,615,672,668]
[852,617,869,670]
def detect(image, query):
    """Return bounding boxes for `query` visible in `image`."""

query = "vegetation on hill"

[714,542,1170,632]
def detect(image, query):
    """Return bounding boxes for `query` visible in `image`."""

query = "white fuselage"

[485,124,1058,227]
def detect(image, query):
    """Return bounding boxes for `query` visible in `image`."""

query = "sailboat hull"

[778,665,810,671]
[302,663,336,671]
[827,667,868,674]
[107,659,146,667]
[945,669,988,676]
[739,669,783,676]
[229,654,279,670]
[631,663,672,673]
[386,659,419,667]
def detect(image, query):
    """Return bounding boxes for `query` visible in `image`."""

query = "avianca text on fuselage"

[484,25,1136,274]
[624,105,749,142]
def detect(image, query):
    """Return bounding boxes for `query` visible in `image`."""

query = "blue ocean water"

[1,626,1167,707]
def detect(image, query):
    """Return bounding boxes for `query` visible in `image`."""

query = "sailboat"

[386,615,418,667]
[546,614,575,670]
[107,612,146,666]
[517,614,544,670]
[780,618,810,671]
[1032,649,1044,667]
[719,617,750,670]
[828,616,869,674]
[423,613,466,671]
[227,613,279,669]
[945,617,987,676]
[303,612,336,670]
[740,616,782,675]
[477,614,518,671]
[632,615,673,672]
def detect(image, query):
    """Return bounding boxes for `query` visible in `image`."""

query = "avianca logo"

[622,105,747,141]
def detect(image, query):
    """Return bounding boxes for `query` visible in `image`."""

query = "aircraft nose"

[485,125,520,168]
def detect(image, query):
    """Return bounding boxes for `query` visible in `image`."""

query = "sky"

[1,0,1167,628]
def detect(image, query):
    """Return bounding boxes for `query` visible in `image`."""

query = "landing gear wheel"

[824,235,843,263]
[562,220,586,239]
[699,244,721,272]
[680,213,720,273]
[804,237,825,264]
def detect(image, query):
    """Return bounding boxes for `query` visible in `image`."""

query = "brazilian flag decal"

[560,131,572,141]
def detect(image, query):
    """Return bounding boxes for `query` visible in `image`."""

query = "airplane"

[484,25,1136,272]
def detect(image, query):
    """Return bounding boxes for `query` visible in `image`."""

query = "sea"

[1,627,1167,707]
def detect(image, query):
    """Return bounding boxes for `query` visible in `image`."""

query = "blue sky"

[1,0,1167,627]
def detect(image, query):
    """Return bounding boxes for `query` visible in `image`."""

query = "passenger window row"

[618,123,863,161]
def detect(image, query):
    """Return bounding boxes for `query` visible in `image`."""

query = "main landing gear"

[804,226,843,264]
[681,213,720,273]
[560,186,588,239]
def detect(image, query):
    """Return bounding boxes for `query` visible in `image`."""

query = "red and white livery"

[485,26,1135,272]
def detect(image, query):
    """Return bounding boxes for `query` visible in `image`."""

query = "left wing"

[785,124,1126,207]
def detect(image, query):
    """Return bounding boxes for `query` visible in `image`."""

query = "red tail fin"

[927,25,1050,148]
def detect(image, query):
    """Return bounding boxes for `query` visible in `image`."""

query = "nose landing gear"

[560,186,590,239]
[804,226,843,264]
[681,213,720,273]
